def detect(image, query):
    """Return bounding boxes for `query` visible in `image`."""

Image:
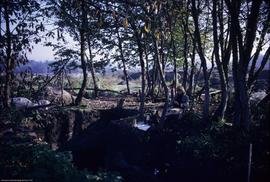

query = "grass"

[67,75,142,93]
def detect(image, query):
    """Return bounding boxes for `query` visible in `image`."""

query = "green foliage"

[176,134,215,160]
[0,0,43,56]
[0,144,122,182]
[0,107,25,124]
[210,118,226,132]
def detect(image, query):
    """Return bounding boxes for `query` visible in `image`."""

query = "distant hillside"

[15,60,53,74]
[11,54,270,77]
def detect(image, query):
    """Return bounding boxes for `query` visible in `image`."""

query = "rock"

[166,108,181,116]
[250,91,267,105]
[38,99,51,106]
[38,99,51,110]
[44,86,74,105]
[10,97,34,108]
[134,122,151,131]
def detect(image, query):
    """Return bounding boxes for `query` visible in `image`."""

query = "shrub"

[0,144,122,182]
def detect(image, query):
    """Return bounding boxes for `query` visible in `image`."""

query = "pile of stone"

[10,97,51,109]
[43,86,74,105]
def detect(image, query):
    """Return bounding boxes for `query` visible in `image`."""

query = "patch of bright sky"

[28,42,55,61]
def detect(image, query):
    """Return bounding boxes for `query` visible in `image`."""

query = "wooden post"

[61,59,64,106]
[248,143,253,182]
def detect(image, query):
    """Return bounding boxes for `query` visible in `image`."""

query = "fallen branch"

[64,87,124,95]
[33,61,69,96]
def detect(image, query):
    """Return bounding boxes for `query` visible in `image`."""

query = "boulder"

[250,91,267,105]
[38,99,51,106]
[37,99,51,110]
[44,86,74,105]
[10,97,34,108]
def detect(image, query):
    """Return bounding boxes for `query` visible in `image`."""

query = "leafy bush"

[176,134,215,160]
[0,144,122,182]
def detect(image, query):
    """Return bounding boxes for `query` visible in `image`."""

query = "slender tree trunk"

[248,46,270,87]
[133,29,145,120]
[160,35,165,71]
[60,59,64,106]
[226,0,262,129]
[3,2,11,108]
[187,44,196,97]
[144,46,151,95]
[191,0,210,120]
[122,58,130,94]
[238,77,251,129]
[240,0,261,129]
[212,0,228,121]
[87,37,98,97]
[228,0,243,127]
[182,20,189,90]
[154,38,169,126]
[172,38,177,101]
[248,30,269,86]
[247,6,270,88]
[116,19,130,94]
[231,14,241,126]
[75,0,87,105]
[150,60,158,98]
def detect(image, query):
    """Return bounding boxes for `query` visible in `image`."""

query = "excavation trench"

[52,108,215,182]
[1,106,252,182]
[47,107,158,181]
[63,108,161,182]
[38,107,221,182]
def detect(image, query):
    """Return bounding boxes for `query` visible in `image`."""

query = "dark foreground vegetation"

[0,103,269,182]
[1,0,270,181]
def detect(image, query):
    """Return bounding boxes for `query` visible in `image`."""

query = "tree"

[0,0,43,108]
[191,0,210,120]
[225,0,266,129]
[113,13,131,94]
[129,15,146,120]
[211,0,229,121]
[47,0,98,105]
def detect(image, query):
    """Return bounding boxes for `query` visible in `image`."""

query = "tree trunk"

[248,45,270,87]
[87,37,98,98]
[226,0,262,129]
[133,29,145,120]
[160,35,165,71]
[212,0,228,121]
[144,45,151,95]
[187,44,196,97]
[3,2,11,108]
[122,58,130,94]
[154,38,169,126]
[182,19,189,90]
[248,10,270,87]
[230,11,241,126]
[191,0,210,120]
[116,18,130,94]
[75,0,88,105]
[172,38,177,102]
[150,59,158,98]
